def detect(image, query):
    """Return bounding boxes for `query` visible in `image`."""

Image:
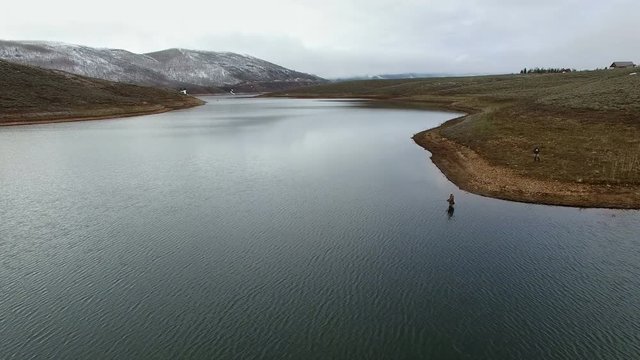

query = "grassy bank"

[0,59,204,125]
[271,69,640,208]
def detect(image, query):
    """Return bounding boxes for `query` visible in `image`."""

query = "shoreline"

[273,93,640,209]
[0,100,205,127]
[412,124,640,209]
[4,89,638,208]
[407,106,640,210]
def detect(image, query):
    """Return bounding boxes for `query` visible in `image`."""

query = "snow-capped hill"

[0,40,325,92]
[145,48,322,86]
[0,40,174,87]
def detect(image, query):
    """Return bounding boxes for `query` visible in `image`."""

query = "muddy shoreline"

[0,101,204,127]
[412,117,640,210]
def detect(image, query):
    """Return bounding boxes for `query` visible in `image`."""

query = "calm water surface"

[1,97,639,359]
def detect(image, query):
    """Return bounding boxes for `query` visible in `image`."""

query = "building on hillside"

[610,61,636,68]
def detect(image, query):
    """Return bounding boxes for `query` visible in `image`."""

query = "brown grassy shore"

[0,60,204,126]
[268,69,640,208]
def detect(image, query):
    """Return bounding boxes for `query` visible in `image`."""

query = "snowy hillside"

[0,40,324,92]
[145,48,321,86]
[0,40,174,86]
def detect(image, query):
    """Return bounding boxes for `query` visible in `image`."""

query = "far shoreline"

[0,101,205,127]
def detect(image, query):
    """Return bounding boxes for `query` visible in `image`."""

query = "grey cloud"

[1,0,638,78]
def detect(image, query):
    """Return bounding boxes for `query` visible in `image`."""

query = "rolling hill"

[0,40,325,93]
[0,59,203,125]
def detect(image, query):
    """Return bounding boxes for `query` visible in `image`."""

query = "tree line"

[519,67,576,74]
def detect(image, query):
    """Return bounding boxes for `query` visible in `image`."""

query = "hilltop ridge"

[0,40,325,93]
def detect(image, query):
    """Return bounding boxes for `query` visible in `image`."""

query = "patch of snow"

[0,40,323,88]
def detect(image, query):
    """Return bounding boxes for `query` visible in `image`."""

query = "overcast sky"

[2,0,639,78]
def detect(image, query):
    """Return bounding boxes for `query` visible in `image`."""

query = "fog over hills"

[331,72,487,81]
[0,40,325,93]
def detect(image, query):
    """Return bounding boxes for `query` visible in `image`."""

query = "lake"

[1,97,639,359]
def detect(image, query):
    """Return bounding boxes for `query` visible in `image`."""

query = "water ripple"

[1,98,639,359]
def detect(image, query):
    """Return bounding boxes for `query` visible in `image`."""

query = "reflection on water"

[1,97,639,359]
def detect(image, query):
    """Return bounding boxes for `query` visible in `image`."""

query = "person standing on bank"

[533,146,540,162]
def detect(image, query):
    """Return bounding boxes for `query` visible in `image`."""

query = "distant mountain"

[332,72,478,81]
[0,40,325,93]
